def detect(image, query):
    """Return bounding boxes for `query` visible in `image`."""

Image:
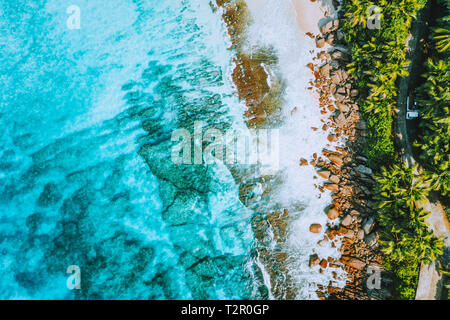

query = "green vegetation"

[341,0,447,299]
[414,0,450,209]
[433,0,450,53]
[440,269,450,299]
[342,0,427,168]
[375,164,444,299]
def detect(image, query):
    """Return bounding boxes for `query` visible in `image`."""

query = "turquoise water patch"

[0,0,261,299]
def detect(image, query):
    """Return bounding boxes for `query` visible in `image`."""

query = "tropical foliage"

[341,0,448,300]
[341,0,427,168]
[433,0,450,52]
[415,0,450,200]
[440,269,450,299]
[375,164,444,299]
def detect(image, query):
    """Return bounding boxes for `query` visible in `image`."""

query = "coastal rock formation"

[310,223,323,233]
[327,208,340,220]
[304,5,393,300]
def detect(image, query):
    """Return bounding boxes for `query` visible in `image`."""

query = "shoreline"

[293,1,393,299]
[215,0,391,299]
[215,0,346,299]
[294,1,396,300]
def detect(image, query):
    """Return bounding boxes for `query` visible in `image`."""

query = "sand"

[291,0,337,35]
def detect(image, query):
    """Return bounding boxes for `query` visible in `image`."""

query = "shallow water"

[0,0,259,299]
[0,0,345,300]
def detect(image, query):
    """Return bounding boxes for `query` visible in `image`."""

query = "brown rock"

[317,170,331,179]
[357,229,364,240]
[340,256,366,270]
[350,89,359,97]
[320,63,331,78]
[331,73,341,85]
[299,158,308,166]
[309,254,320,267]
[324,184,339,193]
[309,223,322,233]
[318,51,331,60]
[327,154,344,167]
[334,69,349,82]
[325,33,335,45]
[336,102,350,113]
[320,19,338,34]
[336,86,346,95]
[329,83,337,94]
[327,208,340,220]
[343,229,355,238]
[327,134,337,142]
[316,38,326,48]
[350,210,360,217]
[332,19,340,30]
[329,175,340,184]
[320,259,328,269]
[334,113,348,127]
[331,50,350,62]
[334,92,346,102]
[341,215,353,227]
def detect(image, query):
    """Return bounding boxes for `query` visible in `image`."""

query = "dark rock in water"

[162,190,208,226]
[37,182,62,207]
[356,120,367,130]
[26,212,43,233]
[139,140,211,193]
[14,271,43,292]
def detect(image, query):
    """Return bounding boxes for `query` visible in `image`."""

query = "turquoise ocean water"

[0,0,263,299]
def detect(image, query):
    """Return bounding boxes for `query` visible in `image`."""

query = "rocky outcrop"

[304,8,392,300]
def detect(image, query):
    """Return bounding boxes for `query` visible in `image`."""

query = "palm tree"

[345,0,371,28]
[434,27,450,52]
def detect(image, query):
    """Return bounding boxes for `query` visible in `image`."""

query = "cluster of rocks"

[302,16,393,300]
